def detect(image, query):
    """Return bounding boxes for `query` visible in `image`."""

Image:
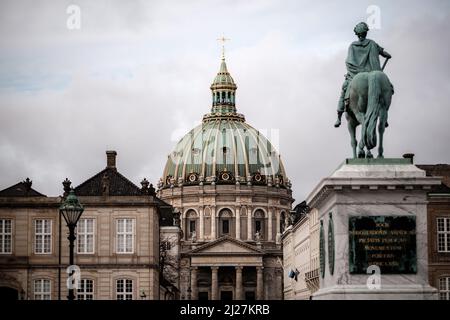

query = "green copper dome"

[159,56,290,189]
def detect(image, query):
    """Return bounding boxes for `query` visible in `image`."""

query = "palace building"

[157,54,294,300]
[0,151,176,300]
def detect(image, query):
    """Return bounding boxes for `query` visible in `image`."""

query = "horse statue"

[345,70,394,158]
[334,22,394,158]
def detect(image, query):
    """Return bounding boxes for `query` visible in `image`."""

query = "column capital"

[190,266,198,271]
[256,266,264,272]
[211,266,219,271]
[235,266,243,271]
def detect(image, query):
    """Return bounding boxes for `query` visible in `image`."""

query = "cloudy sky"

[0,0,449,202]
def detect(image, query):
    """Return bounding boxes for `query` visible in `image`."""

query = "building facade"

[0,151,174,300]
[157,54,294,300]
[282,203,319,300]
[417,164,450,300]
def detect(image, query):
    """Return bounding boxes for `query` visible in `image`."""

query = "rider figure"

[334,22,392,127]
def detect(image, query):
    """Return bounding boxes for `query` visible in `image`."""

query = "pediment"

[190,236,263,255]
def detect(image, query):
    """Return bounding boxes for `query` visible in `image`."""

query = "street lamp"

[59,188,84,301]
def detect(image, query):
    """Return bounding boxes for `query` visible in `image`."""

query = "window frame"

[116,218,135,254]
[439,276,450,300]
[77,278,94,300]
[116,278,133,300]
[34,279,51,300]
[0,218,13,254]
[437,217,450,253]
[34,219,52,254]
[77,218,95,254]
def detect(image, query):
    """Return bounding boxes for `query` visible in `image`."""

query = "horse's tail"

[364,71,382,150]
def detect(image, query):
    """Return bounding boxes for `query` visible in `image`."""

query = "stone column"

[199,207,204,241]
[275,209,281,244]
[211,207,216,240]
[268,208,273,241]
[235,266,243,300]
[191,267,198,300]
[236,207,241,240]
[256,266,264,300]
[247,210,252,240]
[211,266,219,300]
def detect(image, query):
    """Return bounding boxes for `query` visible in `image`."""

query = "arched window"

[280,211,286,233]
[219,209,233,237]
[254,209,266,240]
[185,210,198,240]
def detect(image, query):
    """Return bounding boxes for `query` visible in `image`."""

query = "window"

[439,277,450,300]
[34,279,51,300]
[77,279,94,300]
[77,218,95,254]
[116,279,133,300]
[116,219,134,253]
[35,219,52,254]
[189,220,196,234]
[255,220,262,233]
[0,219,12,254]
[437,217,450,252]
[222,219,230,234]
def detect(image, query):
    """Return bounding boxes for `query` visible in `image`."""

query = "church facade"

[157,54,294,300]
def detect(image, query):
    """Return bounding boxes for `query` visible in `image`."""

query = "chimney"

[402,153,415,163]
[106,150,117,169]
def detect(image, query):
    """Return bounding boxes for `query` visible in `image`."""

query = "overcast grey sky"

[0,0,449,203]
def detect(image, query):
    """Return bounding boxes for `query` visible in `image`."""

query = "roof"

[428,183,450,195]
[417,164,450,188]
[74,167,142,196]
[291,200,310,225]
[0,179,46,197]
[156,197,175,227]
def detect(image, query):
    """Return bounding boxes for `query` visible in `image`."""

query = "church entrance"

[221,291,233,300]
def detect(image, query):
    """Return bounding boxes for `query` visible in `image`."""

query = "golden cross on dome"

[217,35,230,59]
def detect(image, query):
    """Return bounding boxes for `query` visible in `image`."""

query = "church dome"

[159,55,290,189]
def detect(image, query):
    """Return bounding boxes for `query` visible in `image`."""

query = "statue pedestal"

[307,158,439,300]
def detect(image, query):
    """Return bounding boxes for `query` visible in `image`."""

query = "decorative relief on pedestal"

[328,212,335,276]
[319,220,326,279]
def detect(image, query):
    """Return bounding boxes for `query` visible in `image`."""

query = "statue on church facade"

[334,22,394,159]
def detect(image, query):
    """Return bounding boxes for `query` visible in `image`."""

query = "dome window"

[188,173,198,183]
[252,172,266,184]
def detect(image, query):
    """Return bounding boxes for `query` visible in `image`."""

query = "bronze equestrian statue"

[334,22,394,158]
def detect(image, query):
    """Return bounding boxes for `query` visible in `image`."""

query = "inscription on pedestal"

[349,216,416,274]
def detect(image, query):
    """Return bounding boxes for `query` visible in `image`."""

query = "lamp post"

[59,188,84,301]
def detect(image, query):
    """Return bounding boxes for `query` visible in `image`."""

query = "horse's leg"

[378,109,387,158]
[347,116,357,158]
[355,112,365,158]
